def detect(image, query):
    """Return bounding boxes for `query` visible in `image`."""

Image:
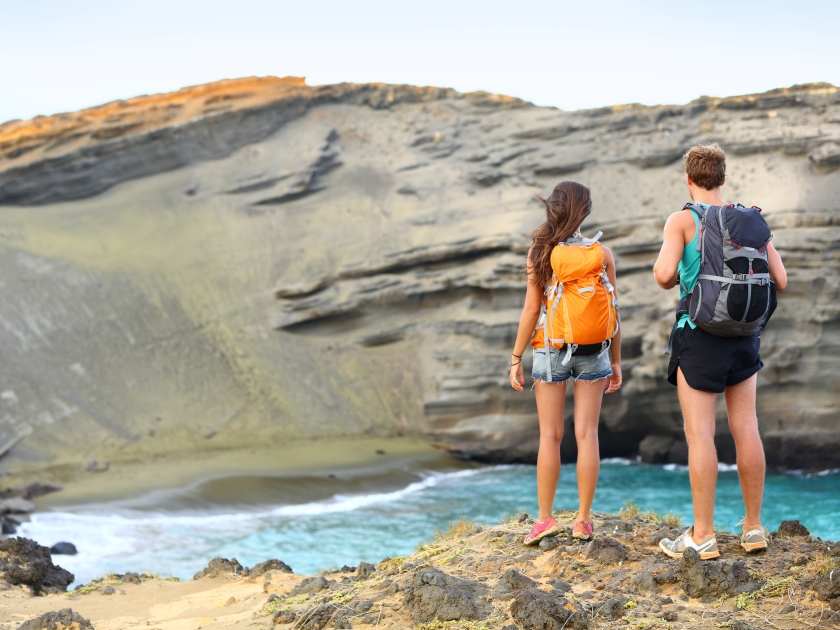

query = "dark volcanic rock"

[296,604,337,630]
[357,561,376,579]
[0,497,36,514]
[492,567,537,599]
[596,597,627,621]
[250,559,292,577]
[634,570,658,593]
[638,434,676,464]
[122,572,143,584]
[510,588,590,630]
[404,567,493,623]
[550,579,572,594]
[680,548,761,601]
[539,536,561,551]
[16,608,93,630]
[49,542,77,556]
[290,576,333,596]
[586,536,628,564]
[815,571,840,601]
[273,610,297,625]
[193,557,245,580]
[778,520,810,537]
[0,537,74,594]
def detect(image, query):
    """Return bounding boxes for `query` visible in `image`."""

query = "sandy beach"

[13,437,445,508]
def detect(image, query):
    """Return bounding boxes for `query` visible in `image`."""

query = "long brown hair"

[528,180,592,286]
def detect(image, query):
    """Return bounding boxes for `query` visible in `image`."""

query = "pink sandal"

[524,517,560,545]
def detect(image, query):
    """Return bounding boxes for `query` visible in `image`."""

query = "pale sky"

[2,0,839,124]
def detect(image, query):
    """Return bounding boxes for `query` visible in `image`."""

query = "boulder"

[403,567,493,623]
[680,548,761,601]
[193,557,245,580]
[295,604,337,630]
[491,568,536,599]
[778,520,810,537]
[596,597,627,621]
[289,576,332,596]
[815,570,840,601]
[638,435,676,464]
[357,561,376,580]
[122,572,143,584]
[0,537,74,594]
[510,588,590,630]
[16,609,93,630]
[250,559,292,577]
[633,570,657,593]
[0,497,36,514]
[586,536,628,565]
[50,542,78,556]
[273,610,297,625]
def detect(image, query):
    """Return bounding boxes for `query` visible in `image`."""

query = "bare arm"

[603,247,622,394]
[653,212,689,289]
[509,254,542,392]
[767,242,787,290]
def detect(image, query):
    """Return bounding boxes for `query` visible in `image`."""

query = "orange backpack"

[531,232,619,378]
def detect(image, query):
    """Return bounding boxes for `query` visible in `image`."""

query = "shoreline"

[17,436,449,509]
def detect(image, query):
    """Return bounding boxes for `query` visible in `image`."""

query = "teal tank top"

[677,207,704,329]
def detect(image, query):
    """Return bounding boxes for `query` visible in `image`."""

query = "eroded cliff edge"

[0,77,838,476]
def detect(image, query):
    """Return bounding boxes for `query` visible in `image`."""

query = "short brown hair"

[684,143,726,190]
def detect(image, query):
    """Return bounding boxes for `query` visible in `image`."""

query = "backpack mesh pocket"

[725,258,770,322]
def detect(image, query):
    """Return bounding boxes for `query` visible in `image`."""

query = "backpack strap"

[683,203,710,252]
[559,230,603,247]
[542,277,565,382]
[683,202,708,217]
[698,273,771,286]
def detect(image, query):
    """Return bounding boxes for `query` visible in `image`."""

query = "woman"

[509,180,622,545]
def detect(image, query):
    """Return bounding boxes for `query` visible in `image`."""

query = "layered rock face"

[0,77,838,474]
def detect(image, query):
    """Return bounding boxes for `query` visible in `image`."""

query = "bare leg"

[724,374,765,528]
[677,367,718,540]
[534,380,567,520]
[573,378,605,522]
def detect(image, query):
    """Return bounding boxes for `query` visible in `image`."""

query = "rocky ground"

[4,510,840,629]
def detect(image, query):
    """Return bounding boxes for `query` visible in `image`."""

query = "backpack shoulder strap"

[559,230,603,247]
[682,202,709,220]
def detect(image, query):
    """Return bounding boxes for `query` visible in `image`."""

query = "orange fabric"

[531,243,618,349]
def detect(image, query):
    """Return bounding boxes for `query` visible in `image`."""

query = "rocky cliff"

[0,77,838,475]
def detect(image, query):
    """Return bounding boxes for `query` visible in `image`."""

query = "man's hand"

[605,364,622,394]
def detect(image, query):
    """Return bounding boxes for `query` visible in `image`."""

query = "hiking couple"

[509,143,787,559]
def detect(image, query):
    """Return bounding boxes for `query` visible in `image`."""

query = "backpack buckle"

[732,273,748,281]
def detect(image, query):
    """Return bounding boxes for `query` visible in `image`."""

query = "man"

[652,143,787,559]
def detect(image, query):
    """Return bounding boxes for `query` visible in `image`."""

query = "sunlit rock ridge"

[0,76,838,475]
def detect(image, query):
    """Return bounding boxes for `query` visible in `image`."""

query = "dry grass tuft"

[619,502,641,519]
[436,518,478,540]
[799,553,839,580]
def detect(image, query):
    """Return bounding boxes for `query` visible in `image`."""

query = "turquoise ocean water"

[17,461,840,586]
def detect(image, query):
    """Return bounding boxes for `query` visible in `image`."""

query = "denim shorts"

[532,347,613,383]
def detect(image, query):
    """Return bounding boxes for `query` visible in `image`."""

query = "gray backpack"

[675,202,775,339]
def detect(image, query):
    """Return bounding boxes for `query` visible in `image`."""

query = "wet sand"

[25,436,449,508]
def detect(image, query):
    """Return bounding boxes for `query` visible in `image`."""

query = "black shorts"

[667,325,763,393]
